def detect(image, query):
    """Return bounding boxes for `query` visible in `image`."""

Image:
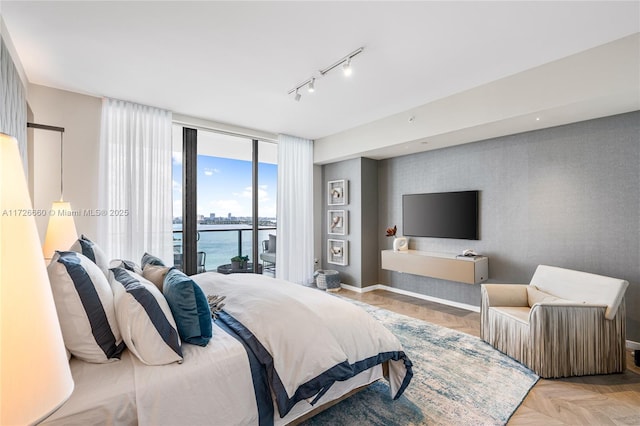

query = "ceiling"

[2,1,639,145]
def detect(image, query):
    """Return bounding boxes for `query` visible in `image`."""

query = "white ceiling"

[2,1,639,144]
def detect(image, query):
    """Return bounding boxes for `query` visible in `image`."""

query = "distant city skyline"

[172,153,277,218]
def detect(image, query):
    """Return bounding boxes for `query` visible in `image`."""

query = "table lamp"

[1,133,74,424]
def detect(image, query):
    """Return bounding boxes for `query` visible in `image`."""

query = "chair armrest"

[481,284,528,307]
[530,301,609,317]
[533,301,608,308]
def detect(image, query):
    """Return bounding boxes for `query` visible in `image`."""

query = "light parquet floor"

[339,289,640,425]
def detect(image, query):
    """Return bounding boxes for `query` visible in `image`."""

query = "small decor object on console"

[385,225,397,237]
[393,237,408,252]
[386,225,408,251]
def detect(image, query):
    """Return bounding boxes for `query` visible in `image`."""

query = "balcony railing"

[173,226,276,273]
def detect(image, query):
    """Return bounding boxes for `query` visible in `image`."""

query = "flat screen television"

[402,191,479,240]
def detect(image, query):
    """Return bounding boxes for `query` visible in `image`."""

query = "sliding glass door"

[172,125,277,275]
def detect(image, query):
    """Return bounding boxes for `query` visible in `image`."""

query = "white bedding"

[42,351,137,426]
[192,272,412,418]
[133,322,260,425]
[42,272,410,425]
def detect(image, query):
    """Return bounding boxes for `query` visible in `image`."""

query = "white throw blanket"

[192,272,413,418]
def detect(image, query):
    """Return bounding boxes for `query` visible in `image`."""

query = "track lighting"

[287,47,364,101]
[319,47,363,76]
[343,58,352,76]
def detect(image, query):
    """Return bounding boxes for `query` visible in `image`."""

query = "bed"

[43,271,413,425]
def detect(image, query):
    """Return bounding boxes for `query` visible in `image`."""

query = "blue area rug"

[301,298,538,425]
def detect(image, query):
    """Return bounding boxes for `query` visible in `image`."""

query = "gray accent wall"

[378,111,639,341]
[320,112,638,341]
[322,158,379,287]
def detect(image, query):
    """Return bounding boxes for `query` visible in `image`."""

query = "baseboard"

[339,283,480,313]
[627,340,640,351]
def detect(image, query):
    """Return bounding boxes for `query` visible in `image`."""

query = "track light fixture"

[343,58,352,76]
[287,46,364,101]
[319,47,363,76]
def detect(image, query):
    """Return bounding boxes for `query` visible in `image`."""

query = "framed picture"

[328,210,347,235]
[328,179,348,205]
[327,239,348,266]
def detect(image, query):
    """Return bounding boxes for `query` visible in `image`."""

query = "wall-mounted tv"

[402,191,479,240]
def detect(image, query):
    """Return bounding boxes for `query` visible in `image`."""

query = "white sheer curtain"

[98,98,173,263]
[276,134,314,284]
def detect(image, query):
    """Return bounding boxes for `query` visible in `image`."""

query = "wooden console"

[381,250,488,284]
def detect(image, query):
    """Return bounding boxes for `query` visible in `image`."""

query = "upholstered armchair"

[481,265,628,378]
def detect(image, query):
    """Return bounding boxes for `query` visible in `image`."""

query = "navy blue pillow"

[163,269,213,346]
[141,252,165,268]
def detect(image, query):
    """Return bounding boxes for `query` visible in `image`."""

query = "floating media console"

[381,250,488,284]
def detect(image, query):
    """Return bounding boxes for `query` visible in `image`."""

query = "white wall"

[27,84,102,242]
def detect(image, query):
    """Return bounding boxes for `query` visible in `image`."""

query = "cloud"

[172,152,182,165]
[203,168,220,177]
[237,186,270,202]
[208,199,248,217]
[173,199,182,217]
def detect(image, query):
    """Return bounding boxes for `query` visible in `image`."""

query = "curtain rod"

[27,122,65,133]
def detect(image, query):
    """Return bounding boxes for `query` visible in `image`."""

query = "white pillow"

[109,268,183,365]
[47,251,124,363]
[69,235,110,278]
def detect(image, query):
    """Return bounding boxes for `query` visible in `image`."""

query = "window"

[172,125,277,274]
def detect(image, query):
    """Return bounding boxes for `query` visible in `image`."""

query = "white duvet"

[192,272,413,418]
[45,272,412,426]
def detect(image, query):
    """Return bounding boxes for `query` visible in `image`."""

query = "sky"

[172,153,277,219]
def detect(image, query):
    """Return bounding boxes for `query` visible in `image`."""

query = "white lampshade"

[1,133,74,425]
[43,201,79,261]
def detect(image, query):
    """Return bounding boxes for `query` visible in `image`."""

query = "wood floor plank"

[338,288,640,425]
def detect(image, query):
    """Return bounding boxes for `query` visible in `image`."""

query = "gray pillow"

[267,234,277,253]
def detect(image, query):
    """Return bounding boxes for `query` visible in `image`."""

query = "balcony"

[173,226,276,274]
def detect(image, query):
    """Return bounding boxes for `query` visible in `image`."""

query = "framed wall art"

[328,179,348,205]
[327,239,348,266]
[328,210,347,235]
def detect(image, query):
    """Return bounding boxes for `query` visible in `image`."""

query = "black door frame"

[181,127,261,275]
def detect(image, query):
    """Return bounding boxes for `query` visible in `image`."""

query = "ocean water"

[173,224,275,271]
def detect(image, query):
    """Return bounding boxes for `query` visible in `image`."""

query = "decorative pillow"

[163,268,213,347]
[47,251,124,363]
[109,259,143,275]
[527,286,563,307]
[143,264,171,292]
[69,235,110,278]
[141,252,166,268]
[110,268,183,365]
[267,234,276,253]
